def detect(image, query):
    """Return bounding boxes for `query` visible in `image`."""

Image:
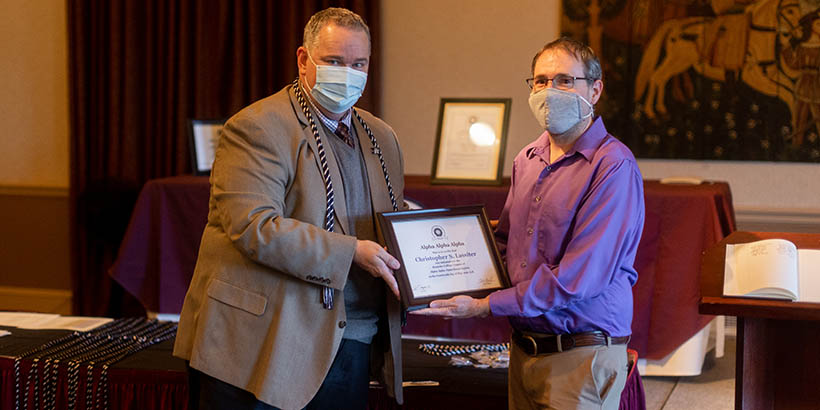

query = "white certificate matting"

[391,214,502,298]
[435,103,505,180]
[192,123,222,172]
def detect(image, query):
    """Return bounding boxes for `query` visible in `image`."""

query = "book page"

[24,316,114,332]
[798,249,820,303]
[0,312,112,331]
[724,239,799,300]
[0,312,60,328]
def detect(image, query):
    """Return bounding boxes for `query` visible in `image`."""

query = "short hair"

[530,37,602,81]
[303,7,371,52]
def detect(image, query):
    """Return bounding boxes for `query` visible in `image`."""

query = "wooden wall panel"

[0,188,71,290]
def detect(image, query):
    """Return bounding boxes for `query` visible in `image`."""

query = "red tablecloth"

[630,180,735,359]
[110,175,735,360]
[109,176,208,315]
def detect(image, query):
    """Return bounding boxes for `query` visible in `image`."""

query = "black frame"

[188,118,225,175]
[431,98,511,186]
[377,205,510,311]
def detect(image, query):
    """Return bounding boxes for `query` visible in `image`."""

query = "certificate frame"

[188,118,225,175]
[377,205,510,311]
[431,98,511,186]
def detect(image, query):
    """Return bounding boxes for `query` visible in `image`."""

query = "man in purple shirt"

[416,37,645,409]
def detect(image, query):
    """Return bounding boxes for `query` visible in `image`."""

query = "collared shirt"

[301,79,353,143]
[488,117,645,337]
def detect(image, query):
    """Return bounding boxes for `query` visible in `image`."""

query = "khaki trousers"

[508,341,628,410]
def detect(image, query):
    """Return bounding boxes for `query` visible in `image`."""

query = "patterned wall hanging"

[561,0,820,162]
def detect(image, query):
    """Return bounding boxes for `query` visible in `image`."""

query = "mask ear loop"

[306,50,318,69]
[302,52,318,94]
[578,93,594,120]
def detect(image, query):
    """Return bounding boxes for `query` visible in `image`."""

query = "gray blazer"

[173,84,405,410]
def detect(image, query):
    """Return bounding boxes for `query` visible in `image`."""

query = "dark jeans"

[188,338,371,410]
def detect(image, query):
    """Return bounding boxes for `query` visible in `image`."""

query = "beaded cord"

[14,332,79,410]
[418,342,509,357]
[12,318,177,410]
[91,323,177,410]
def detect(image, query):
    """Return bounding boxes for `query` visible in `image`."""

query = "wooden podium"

[700,231,820,410]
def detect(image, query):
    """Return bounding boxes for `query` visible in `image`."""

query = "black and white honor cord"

[12,318,177,410]
[13,319,137,410]
[418,342,510,357]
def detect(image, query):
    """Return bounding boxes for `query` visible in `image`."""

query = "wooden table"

[700,231,820,410]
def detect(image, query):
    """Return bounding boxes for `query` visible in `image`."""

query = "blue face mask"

[308,54,368,114]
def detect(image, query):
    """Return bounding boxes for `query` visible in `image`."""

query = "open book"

[724,239,820,302]
[0,312,113,332]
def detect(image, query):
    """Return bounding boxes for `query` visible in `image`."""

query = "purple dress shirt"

[488,117,644,338]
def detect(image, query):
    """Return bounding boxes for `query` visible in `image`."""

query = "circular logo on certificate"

[431,225,446,240]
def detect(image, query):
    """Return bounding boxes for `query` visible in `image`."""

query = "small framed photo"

[377,205,510,311]
[431,98,511,185]
[188,119,225,175]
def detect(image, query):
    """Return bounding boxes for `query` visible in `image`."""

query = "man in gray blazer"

[173,7,406,410]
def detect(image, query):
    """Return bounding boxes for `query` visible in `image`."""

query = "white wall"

[0,0,69,188]
[638,160,819,209]
[381,0,558,180]
[380,1,820,220]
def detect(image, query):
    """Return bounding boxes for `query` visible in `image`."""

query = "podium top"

[699,231,820,321]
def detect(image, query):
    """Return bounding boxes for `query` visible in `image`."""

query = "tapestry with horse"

[561,0,820,162]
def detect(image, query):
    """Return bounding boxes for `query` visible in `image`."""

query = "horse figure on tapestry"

[634,0,802,126]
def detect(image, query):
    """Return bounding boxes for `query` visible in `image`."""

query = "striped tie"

[335,122,354,147]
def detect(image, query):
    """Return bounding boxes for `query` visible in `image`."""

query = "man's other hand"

[353,240,400,299]
[412,295,490,319]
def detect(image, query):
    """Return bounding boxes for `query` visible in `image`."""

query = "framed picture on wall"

[431,98,511,185]
[188,119,225,175]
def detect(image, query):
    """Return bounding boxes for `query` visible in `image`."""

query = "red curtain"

[68,0,381,316]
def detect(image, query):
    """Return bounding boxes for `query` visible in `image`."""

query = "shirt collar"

[526,117,607,163]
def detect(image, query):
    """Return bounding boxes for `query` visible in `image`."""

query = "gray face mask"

[528,87,593,135]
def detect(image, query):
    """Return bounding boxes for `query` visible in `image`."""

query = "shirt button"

[527,228,534,235]
[535,196,541,202]
[338,321,346,329]
[520,262,527,268]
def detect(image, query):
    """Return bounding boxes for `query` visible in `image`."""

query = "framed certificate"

[377,205,510,311]
[431,98,511,186]
[188,118,225,175]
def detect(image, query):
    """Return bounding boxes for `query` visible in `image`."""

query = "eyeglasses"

[525,74,593,91]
